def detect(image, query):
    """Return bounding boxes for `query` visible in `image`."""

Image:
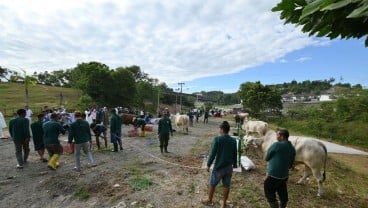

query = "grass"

[73,188,91,200]
[123,161,153,192]
[131,175,152,191]
[0,82,82,117]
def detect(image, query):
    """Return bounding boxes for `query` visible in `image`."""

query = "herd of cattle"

[120,113,190,133]
[120,111,327,197]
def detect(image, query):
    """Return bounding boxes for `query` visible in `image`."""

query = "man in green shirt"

[43,113,66,170]
[264,128,296,208]
[31,113,47,162]
[9,109,31,169]
[69,111,96,172]
[202,121,237,208]
[157,112,173,153]
[90,123,108,149]
[110,109,123,152]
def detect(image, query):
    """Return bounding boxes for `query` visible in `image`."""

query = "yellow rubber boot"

[53,154,60,169]
[140,131,145,137]
[48,154,57,170]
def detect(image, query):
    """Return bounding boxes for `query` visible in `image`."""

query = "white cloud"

[295,57,312,63]
[0,0,318,84]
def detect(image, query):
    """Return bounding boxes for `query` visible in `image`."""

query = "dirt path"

[0,119,221,208]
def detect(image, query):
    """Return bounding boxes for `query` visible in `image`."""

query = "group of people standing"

[7,107,124,172]
[6,105,295,207]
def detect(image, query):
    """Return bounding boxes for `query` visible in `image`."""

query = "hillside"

[0,82,82,116]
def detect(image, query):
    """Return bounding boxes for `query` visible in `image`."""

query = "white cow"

[171,113,189,133]
[245,130,327,197]
[242,118,268,137]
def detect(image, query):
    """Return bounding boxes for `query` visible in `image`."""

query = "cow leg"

[297,165,312,184]
[311,168,324,197]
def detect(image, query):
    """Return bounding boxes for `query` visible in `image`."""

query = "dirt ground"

[1,117,368,208]
[0,117,234,208]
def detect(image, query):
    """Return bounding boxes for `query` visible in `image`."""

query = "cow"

[234,112,249,124]
[121,113,136,126]
[245,130,327,197]
[242,118,268,137]
[171,113,189,133]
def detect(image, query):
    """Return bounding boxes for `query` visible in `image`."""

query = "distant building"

[319,95,333,102]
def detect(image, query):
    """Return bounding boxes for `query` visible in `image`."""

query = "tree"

[70,62,112,106]
[238,81,282,117]
[110,68,137,107]
[118,65,149,82]
[135,81,156,111]
[272,0,368,46]
[15,70,38,106]
[0,66,10,81]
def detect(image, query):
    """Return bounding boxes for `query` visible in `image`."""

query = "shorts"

[209,165,233,188]
[45,144,63,156]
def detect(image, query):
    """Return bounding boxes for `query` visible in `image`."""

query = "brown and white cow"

[121,113,136,126]
[244,130,327,197]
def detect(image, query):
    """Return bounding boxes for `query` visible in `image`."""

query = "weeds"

[73,188,90,200]
[131,175,152,191]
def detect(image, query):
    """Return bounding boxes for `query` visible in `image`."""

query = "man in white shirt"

[25,105,33,123]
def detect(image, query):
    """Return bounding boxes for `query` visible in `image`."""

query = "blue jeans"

[209,165,233,188]
[74,142,95,170]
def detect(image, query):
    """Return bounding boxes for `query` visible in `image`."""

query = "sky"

[1,0,367,94]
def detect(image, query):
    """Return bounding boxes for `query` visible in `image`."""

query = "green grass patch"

[73,188,90,200]
[130,175,152,191]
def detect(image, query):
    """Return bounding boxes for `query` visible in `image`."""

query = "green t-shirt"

[265,141,296,179]
[42,120,65,145]
[207,134,237,170]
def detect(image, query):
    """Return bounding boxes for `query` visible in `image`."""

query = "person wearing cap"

[110,108,123,152]
[43,113,66,170]
[157,111,173,153]
[202,121,237,208]
[68,111,96,172]
[9,109,31,169]
[264,128,296,208]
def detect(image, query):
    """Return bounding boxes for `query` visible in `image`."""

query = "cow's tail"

[321,143,327,182]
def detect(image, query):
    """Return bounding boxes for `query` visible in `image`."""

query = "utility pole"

[175,88,180,114]
[178,82,185,113]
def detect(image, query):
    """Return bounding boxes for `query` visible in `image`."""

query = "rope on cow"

[124,139,204,170]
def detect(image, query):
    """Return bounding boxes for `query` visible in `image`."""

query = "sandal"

[201,199,214,206]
